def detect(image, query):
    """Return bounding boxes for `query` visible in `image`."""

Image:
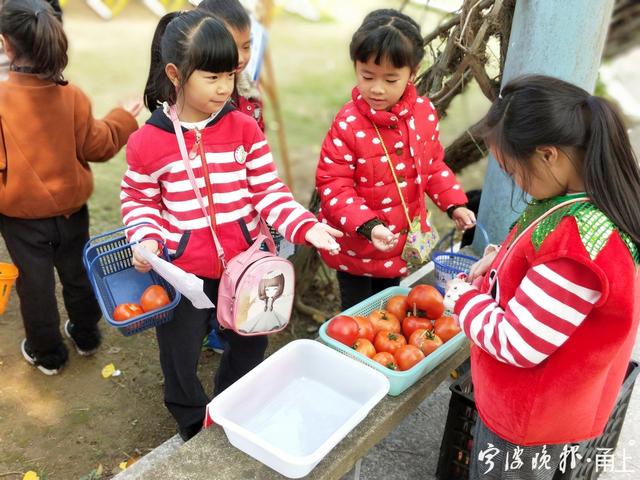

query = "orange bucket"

[0,262,19,315]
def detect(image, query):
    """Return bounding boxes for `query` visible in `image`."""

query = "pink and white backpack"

[170,105,294,335]
[216,224,295,335]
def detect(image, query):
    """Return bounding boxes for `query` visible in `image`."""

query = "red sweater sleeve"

[120,136,165,243]
[454,258,603,368]
[245,127,317,244]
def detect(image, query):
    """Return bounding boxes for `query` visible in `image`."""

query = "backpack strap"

[168,105,277,260]
[488,197,587,292]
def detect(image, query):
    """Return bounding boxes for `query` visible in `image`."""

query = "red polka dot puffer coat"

[315,83,468,278]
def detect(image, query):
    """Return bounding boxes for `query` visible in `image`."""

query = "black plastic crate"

[436,361,639,480]
[436,366,476,479]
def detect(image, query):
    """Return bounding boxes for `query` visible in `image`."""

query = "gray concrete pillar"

[474,0,615,251]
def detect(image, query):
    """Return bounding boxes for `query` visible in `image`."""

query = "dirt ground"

[0,236,329,479]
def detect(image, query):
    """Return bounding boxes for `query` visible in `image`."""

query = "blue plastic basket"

[318,286,466,396]
[84,224,181,336]
[432,223,489,295]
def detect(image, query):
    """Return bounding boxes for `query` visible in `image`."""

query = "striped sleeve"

[453,258,603,368]
[120,141,165,243]
[245,133,317,244]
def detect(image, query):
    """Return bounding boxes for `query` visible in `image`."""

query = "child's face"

[228,26,251,73]
[355,57,413,112]
[492,146,581,200]
[180,69,235,120]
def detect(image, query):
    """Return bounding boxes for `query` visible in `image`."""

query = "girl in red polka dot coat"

[316,9,475,309]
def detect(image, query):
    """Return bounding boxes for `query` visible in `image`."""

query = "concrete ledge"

[114,434,184,480]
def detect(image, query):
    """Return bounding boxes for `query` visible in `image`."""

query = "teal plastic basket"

[318,286,465,396]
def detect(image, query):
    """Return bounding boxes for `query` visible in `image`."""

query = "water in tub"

[243,376,361,457]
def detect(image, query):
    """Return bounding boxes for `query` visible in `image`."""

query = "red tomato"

[372,351,398,370]
[394,345,425,371]
[385,295,408,320]
[113,303,144,322]
[402,315,434,339]
[352,338,376,358]
[327,315,360,346]
[367,310,401,335]
[140,285,171,312]
[435,316,462,342]
[409,328,443,356]
[407,285,444,319]
[374,330,407,355]
[353,316,375,342]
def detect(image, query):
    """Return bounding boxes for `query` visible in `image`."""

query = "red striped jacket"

[121,106,316,278]
[453,205,640,445]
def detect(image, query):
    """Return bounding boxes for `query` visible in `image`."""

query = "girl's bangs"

[354,28,414,69]
[376,30,414,69]
[191,23,238,73]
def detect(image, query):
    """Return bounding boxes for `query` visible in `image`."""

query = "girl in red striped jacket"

[121,10,341,441]
[445,75,640,479]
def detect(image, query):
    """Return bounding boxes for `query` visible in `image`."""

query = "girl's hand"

[444,277,474,311]
[468,245,499,283]
[305,223,344,254]
[451,207,476,231]
[132,239,160,273]
[120,95,143,118]
[371,224,400,252]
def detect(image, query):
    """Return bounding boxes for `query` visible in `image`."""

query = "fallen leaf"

[119,462,128,471]
[102,363,116,379]
[23,472,39,480]
[96,464,103,476]
[107,346,121,354]
[126,454,140,467]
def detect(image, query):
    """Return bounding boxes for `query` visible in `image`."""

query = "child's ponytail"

[0,0,67,85]
[481,74,640,246]
[144,11,181,112]
[583,96,640,244]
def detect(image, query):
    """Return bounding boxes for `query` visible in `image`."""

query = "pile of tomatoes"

[326,285,462,372]
[112,285,171,322]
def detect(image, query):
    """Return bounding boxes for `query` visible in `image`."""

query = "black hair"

[45,0,63,18]
[482,74,640,244]
[350,8,424,70]
[143,9,238,112]
[0,0,67,84]
[198,0,250,32]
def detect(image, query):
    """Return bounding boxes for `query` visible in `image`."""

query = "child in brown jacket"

[0,0,141,375]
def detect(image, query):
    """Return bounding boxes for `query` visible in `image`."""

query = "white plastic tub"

[207,339,390,478]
